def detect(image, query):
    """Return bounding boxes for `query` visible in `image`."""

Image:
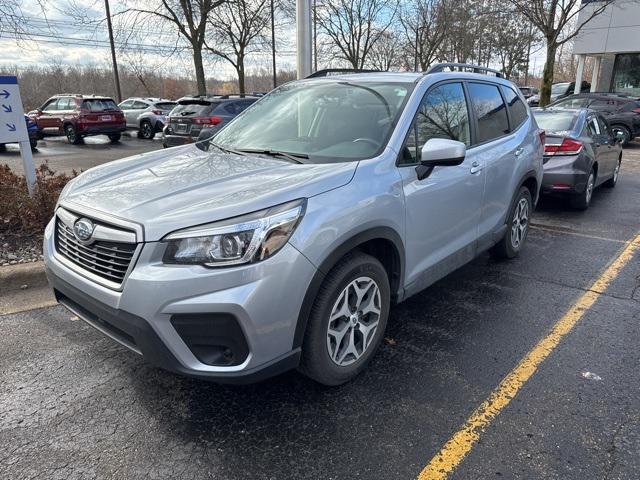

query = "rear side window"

[503,87,528,130]
[553,97,586,109]
[43,99,59,111]
[82,99,118,111]
[587,116,601,135]
[400,82,471,165]
[132,101,148,109]
[587,98,618,112]
[467,82,510,143]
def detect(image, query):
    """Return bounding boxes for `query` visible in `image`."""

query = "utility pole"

[104,0,122,102]
[270,0,277,89]
[313,0,317,72]
[296,0,312,79]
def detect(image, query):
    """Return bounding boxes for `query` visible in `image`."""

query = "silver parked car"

[118,97,177,139]
[44,65,543,385]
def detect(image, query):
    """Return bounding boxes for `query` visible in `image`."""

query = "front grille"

[55,218,136,285]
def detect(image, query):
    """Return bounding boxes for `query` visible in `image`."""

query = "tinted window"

[532,111,579,133]
[132,101,148,109]
[553,97,586,109]
[82,99,118,111]
[503,86,528,129]
[171,102,214,117]
[587,98,618,112]
[400,82,470,165]
[587,116,600,135]
[119,100,133,110]
[223,103,237,114]
[596,116,611,137]
[468,82,509,143]
[154,102,176,111]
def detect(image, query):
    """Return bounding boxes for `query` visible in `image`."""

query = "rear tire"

[571,169,595,210]
[65,124,82,145]
[108,133,121,143]
[30,139,38,151]
[299,252,390,386]
[0,144,6,152]
[139,120,155,140]
[603,158,621,188]
[490,186,532,259]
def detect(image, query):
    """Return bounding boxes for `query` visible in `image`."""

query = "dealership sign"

[0,76,36,194]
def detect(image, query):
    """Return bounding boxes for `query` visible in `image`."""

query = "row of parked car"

[0,93,262,151]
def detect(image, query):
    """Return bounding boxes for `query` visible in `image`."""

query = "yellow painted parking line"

[530,224,627,244]
[417,231,640,480]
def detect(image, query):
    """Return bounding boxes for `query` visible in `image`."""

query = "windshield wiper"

[209,142,246,156]
[237,148,309,164]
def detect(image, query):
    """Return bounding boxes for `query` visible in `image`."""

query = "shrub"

[0,163,77,237]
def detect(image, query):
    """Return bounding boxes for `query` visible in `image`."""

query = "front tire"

[490,186,532,259]
[571,169,595,210]
[603,158,621,188]
[65,124,82,145]
[299,252,390,386]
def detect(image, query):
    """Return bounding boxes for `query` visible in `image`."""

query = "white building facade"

[572,0,640,95]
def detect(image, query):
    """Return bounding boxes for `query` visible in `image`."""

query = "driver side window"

[400,82,471,165]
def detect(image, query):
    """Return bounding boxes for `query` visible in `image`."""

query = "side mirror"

[416,138,466,180]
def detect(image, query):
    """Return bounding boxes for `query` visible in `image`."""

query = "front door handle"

[470,161,482,174]
[515,147,524,156]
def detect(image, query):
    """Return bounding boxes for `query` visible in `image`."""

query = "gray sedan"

[533,107,623,209]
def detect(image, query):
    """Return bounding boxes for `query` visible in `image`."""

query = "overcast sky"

[0,0,547,79]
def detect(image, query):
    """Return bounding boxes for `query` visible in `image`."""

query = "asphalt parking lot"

[1,132,162,175]
[1,144,639,480]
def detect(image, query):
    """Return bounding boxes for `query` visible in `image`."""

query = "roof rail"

[306,68,381,78]
[426,63,504,78]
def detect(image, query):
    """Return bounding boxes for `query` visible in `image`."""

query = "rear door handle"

[470,161,482,174]
[515,147,524,156]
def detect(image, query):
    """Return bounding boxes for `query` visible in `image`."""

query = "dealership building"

[573,0,640,95]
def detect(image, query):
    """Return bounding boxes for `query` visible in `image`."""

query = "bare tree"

[506,0,615,106]
[493,7,541,79]
[206,0,271,93]
[126,0,226,95]
[367,30,402,71]
[317,0,399,69]
[400,0,448,71]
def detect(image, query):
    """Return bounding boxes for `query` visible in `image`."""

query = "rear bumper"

[77,124,126,135]
[541,155,589,194]
[162,133,197,147]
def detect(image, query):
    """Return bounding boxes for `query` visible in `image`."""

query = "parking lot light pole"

[296,0,312,79]
[104,0,122,103]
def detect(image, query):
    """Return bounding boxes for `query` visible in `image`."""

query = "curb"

[0,261,48,292]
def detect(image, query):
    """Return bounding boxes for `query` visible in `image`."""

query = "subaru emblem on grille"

[73,218,95,242]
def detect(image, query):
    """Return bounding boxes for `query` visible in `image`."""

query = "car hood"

[60,144,357,241]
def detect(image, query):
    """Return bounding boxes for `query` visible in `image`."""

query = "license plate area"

[101,115,112,121]
[175,124,189,134]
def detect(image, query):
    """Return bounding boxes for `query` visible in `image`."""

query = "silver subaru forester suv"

[44,65,544,386]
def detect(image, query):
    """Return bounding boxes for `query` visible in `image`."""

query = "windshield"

[551,83,570,94]
[212,80,413,162]
[532,110,579,133]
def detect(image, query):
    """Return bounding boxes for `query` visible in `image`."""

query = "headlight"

[162,199,306,267]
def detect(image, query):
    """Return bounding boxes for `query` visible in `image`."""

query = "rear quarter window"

[467,82,510,143]
[503,86,528,130]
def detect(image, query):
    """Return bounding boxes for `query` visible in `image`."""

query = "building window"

[611,54,640,95]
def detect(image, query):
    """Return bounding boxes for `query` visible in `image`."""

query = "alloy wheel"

[142,122,153,139]
[585,172,595,204]
[510,197,529,249]
[326,276,381,366]
[613,161,620,183]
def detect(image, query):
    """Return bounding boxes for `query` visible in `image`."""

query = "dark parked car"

[549,93,640,146]
[527,81,591,107]
[0,115,42,152]
[518,86,538,99]
[532,107,622,210]
[162,94,259,148]
[29,94,126,145]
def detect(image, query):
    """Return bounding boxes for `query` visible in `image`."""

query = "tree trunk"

[237,60,246,94]
[540,41,557,107]
[193,44,206,95]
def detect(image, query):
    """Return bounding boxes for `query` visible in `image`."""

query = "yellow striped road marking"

[530,224,627,244]
[417,231,640,480]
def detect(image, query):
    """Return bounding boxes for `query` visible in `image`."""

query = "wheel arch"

[292,227,405,350]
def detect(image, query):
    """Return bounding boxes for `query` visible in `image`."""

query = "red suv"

[29,94,126,144]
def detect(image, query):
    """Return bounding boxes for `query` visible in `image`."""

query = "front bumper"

[43,215,318,383]
[541,154,589,194]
